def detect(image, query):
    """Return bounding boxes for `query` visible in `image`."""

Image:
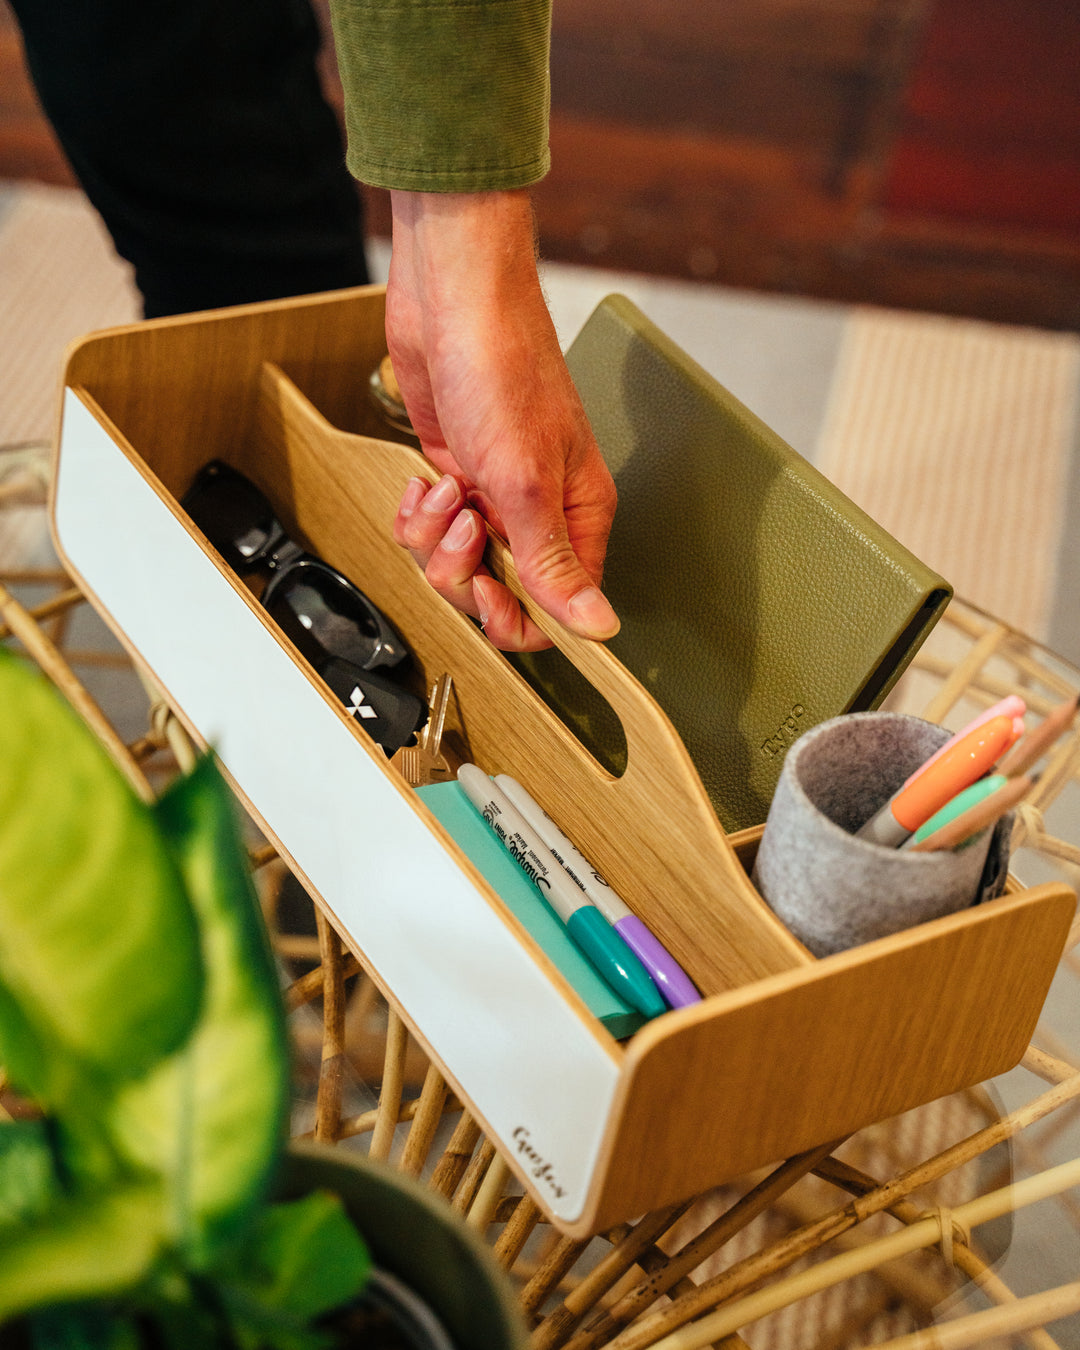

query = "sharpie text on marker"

[493,774,701,1009]
[456,765,666,1019]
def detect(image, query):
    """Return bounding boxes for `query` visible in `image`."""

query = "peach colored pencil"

[996,692,1079,778]
[907,774,1033,853]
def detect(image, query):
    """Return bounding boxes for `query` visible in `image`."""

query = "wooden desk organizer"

[51,287,1075,1236]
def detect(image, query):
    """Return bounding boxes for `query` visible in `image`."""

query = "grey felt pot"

[752,712,1012,957]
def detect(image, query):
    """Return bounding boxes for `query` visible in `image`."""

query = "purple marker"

[494,774,701,1009]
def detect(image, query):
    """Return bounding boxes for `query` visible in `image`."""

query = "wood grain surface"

[54,286,1077,1233]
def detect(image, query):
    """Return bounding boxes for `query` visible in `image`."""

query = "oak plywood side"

[575,881,1075,1233]
[58,285,393,504]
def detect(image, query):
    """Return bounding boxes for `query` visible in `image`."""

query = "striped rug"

[0,181,139,447]
[816,307,1080,653]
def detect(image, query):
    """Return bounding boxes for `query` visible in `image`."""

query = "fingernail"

[567,586,619,639]
[473,575,493,629]
[423,474,462,513]
[443,510,477,551]
[399,477,427,517]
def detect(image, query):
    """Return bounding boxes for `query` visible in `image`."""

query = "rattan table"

[2,445,1079,1349]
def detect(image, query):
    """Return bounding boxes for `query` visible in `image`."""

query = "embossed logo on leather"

[760,704,806,757]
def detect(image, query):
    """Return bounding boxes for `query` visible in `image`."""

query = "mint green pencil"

[907,774,1031,853]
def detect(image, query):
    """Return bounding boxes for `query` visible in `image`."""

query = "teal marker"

[457,765,666,1020]
[907,774,1008,848]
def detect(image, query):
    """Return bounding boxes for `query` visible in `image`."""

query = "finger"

[419,509,550,649]
[395,473,466,568]
[501,497,619,642]
[394,479,548,646]
[473,574,552,653]
[392,475,432,549]
[420,508,488,616]
[562,458,620,587]
[464,487,508,540]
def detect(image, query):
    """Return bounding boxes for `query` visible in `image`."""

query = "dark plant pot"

[278,1142,529,1350]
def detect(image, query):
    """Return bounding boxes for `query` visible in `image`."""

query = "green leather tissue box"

[512,295,951,833]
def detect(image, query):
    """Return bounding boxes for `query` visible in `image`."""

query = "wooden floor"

[3,0,1079,331]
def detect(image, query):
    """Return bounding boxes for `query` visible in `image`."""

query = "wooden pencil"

[996,692,1079,778]
[908,774,1032,853]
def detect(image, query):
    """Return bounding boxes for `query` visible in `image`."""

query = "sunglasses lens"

[264,561,407,671]
[181,461,279,568]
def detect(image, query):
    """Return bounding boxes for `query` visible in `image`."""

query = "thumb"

[508,514,620,641]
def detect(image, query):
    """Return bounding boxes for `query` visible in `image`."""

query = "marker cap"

[614,914,700,1008]
[566,907,666,1019]
[891,715,1016,831]
[900,695,1024,788]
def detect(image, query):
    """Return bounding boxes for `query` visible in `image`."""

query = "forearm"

[386,188,619,648]
[386,188,544,378]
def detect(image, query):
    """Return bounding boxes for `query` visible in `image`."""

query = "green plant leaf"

[0,651,203,1104]
[0,1121,63,1229]
[135,1292,231,1350]
[105,755,290,1267]
[0,1181,163,1323]
[27,1303,143,1350]
[216,1192,372,1350]
[0,979,54,1113]
[0,1120,66,1231]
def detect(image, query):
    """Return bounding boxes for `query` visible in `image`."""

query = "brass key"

[391,673,454,786]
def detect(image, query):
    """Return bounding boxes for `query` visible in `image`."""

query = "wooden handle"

[257,361,808,993]
[483,532,719,811]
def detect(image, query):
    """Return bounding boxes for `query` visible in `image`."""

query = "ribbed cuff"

[329,0,551,192]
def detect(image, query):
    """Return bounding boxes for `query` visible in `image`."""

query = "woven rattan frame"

[2,457,1078,1348]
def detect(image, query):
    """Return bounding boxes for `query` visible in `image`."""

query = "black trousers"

[10,0,369,316]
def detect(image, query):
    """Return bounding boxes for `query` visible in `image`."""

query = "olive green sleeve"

[327,0,551,192]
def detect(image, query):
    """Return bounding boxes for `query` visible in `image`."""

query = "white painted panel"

[54,389,621,1220]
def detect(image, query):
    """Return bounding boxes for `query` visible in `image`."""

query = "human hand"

[386,189,618,651]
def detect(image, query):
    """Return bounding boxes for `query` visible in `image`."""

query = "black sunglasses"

[181,460,424,752]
